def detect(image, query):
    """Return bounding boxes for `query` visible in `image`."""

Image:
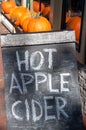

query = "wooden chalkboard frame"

[0,30,84,130]
[1,30,75,47]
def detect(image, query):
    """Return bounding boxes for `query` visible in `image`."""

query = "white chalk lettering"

[44,96,56,121]
[35,72,47,91]
[43,48,57,69]
[49,74,59,93]
[21,73,34,94]
[60,73,70,93]
[25,99,30,121]
[10,72,71,94]
[55,97,69,120]
[16,48,57,71]
[16,50,29,71]
[11,96,69,121]
[10,73,22,94]
[32,99,43,122]
[30,51,44,70]
[12,100,23,121]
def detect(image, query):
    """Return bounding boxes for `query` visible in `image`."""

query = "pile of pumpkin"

[1,0,81,42]
[1,0,52,32]
[66,12,81,43]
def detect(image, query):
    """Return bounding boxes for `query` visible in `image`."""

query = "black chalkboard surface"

[0,31,84,130]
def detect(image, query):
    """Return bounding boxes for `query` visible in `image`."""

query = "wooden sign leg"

[0,46,7,130]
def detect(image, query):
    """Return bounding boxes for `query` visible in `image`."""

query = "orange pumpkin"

[19,10,31,27]
[42,5,50,17]
[66,16,81,41]
[1,0,16,14]
[33,1,45,13]
[20,11,37,27]
[9,7,16,19]
[10,6,28,26]
[27,16,52,32]
[22,18,31,32]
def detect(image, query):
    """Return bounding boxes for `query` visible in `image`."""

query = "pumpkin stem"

[12,17,17,23]
[35,12,41,18]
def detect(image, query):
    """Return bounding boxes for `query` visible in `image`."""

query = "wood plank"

[0,45,7,130]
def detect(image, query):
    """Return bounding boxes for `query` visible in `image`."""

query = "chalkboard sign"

[0,31,84,130]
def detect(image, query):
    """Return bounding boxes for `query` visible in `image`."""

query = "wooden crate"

[1,12,23,34]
